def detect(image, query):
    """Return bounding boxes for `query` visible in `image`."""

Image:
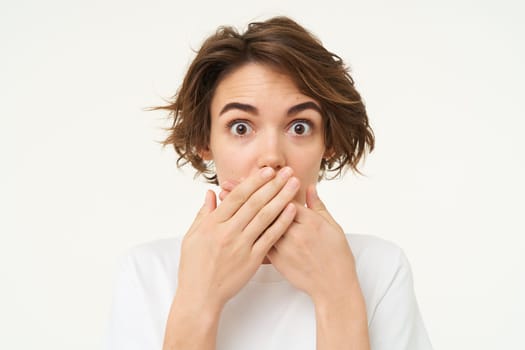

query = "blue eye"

[229,121,253,136]
[289,120,312,136]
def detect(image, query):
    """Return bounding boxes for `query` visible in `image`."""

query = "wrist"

[313,284,370,350]
[163,293,223,350]
[313,282,367,319]
[173,289,224,322]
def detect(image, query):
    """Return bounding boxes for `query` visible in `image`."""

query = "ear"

[199,145,213,161]
[323,148,335,160]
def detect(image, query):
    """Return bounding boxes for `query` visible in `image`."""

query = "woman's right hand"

[174,166,300,313]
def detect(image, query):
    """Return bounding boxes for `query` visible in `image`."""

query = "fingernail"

[279,167,293,179]
[261,167,274,179]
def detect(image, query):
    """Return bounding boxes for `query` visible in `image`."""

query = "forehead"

[210,63,317,112]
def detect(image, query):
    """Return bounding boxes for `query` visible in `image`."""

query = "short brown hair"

[156,16,374,184]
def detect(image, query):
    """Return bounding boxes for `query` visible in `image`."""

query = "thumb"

[201,189,217,214]
[188,190,216,232]
[305,185,338,226]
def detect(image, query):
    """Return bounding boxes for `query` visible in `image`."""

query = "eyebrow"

[219,101,322,117]
[219,102,258,116]
[288,101,322,116]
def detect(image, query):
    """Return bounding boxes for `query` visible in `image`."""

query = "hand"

[220,182,359,303]
[266,185,359,304]
[175,167,300,312]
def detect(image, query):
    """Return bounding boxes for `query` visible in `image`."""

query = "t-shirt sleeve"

[102,252,162,350]
[368,249,433,350]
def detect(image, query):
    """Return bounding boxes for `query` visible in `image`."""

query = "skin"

[204,63,328,204]
[163,63,370,350]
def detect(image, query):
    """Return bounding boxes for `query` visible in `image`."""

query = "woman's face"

[204,63,327,204]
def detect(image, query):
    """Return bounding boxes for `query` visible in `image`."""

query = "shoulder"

[115,236,183,289]
[343,234,415,317]
[344,233,411,284]
[105,237,183,350]
[125,236,183,262]
[344,233,407,271]
[344,234,433,349]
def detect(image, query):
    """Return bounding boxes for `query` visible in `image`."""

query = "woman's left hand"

[266,184,360,304]
[221,182,361,304]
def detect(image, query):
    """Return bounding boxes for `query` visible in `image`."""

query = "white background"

[2,0,524,349]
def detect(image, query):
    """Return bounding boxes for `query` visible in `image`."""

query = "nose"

[256,131,286,171]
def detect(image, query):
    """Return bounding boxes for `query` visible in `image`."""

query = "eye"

[288,120,312,136]
[228,120,253,136]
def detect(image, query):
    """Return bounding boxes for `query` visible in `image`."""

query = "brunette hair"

[156,16,374,184]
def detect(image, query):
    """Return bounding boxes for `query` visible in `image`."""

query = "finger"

[234,169,297,234]
[266,222,294,263]
[219,180,236,201]
[266,246,278,264]
[269,220,295,251]
[252,202,296,261]
[220,180,238,192]
[213,167,276,222]
[219,189,230,202]
[204,189,217,211]
[187,190,217,233]
[305,185,339,227]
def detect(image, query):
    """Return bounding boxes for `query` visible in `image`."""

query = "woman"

[105,16,433,350]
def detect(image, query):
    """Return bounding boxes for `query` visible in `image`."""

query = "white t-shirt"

[103,233,433,350]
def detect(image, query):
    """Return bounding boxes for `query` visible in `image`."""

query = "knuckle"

[252,246,267,261]
[216,232,233,248]
[256,206,275,225]
[286,225,297,238]
[245,197,261,212]
[276,184,296,200]
[274,214,289,231]
[257,226,275,244]
[229,190,249,207]
[267,217,287,240]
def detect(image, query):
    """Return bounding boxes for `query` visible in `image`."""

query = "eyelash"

[227,119,252,137]
[288,119,313,136]
[226,119,314,137]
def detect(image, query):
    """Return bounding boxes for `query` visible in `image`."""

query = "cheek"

[212,146,254,184]
[294,160,322,186]
[290,145,324,177]
[287,157,322,200]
